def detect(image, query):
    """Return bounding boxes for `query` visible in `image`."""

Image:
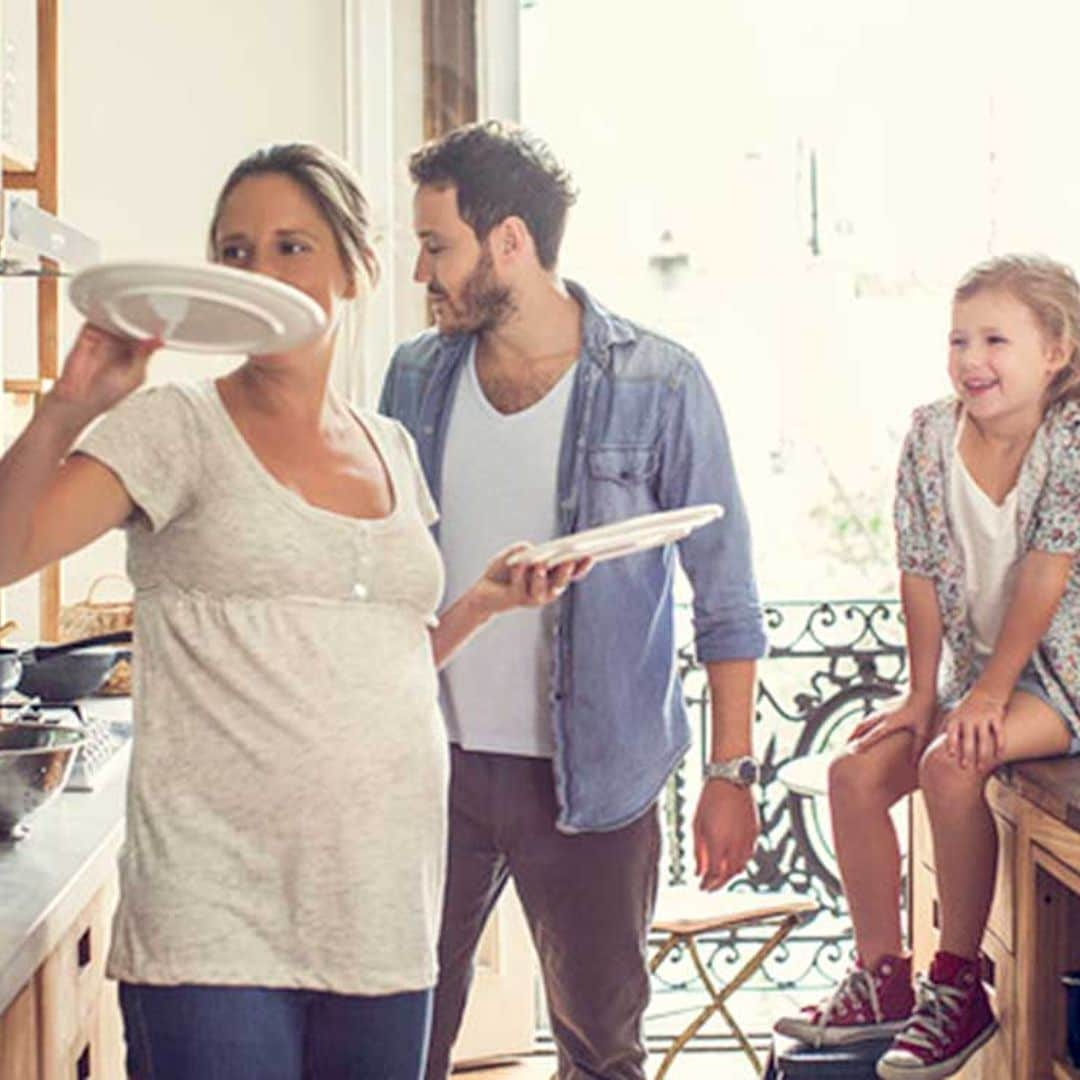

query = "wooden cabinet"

[0,0,61,638]
[0,980,38,1080]
[910,761,1080,1079]
[0,875,125,1080]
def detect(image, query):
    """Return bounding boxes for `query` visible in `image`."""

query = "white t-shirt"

[77,381,447,995]
[949,442,1023,657]
[439,344,575,757]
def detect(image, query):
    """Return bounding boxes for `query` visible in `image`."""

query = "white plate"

[68,261,327,355]
[507,504,724,568]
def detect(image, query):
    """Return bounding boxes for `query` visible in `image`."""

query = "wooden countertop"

[997,755,1080,832]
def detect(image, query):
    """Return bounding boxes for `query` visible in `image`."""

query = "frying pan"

[0,630,133,702]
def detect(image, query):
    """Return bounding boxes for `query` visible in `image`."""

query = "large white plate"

[68,261,327,355]
[507,504,724,568]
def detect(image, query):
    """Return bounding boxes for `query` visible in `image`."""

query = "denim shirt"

[379,281,767,832]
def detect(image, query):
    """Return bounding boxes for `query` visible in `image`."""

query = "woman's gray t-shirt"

[77,380,447,994]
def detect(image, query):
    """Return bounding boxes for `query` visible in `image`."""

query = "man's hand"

[692,780,759,892]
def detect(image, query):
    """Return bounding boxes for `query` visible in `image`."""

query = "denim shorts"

[944,661,1080,755]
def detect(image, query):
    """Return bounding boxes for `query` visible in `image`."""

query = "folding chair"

[649,890,819,1078]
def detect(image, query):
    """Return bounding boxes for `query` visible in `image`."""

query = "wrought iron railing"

[656,598,907,998]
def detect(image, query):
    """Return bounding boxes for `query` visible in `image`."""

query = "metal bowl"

[0,722,85,841]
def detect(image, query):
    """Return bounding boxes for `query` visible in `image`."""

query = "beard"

[429,249,515,334]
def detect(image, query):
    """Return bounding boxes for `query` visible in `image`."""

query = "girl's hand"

[849,692,936,764]
[472,545,592,618]
[48,324,161,424]
[944,687,1006,770]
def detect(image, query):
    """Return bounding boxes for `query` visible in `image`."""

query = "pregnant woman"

[0,143,584,1080]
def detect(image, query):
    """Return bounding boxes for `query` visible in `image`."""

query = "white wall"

[4,0,425,636]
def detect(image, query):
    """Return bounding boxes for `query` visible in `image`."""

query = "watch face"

[737,758,758,785]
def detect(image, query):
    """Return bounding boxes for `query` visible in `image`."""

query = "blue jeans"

[119,982,432,1080]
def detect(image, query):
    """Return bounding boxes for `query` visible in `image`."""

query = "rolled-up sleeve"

[1031,404,1080,555]
[658,356,767,662]
[894,417,936,577]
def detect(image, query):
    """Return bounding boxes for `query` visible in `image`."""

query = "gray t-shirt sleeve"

[75,384,202,532]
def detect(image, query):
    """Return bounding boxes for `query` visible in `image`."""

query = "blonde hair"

[954,253,1080,411]
[207,143,379,287]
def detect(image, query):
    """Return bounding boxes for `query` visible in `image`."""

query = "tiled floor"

[457,1050,762,1079]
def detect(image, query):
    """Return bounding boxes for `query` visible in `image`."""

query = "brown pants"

[425,746,660,1080]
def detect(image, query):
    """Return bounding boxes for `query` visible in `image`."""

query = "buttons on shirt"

[352,583,369,600]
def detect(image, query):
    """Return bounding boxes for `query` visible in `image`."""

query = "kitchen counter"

[0,702,130,1016]
[997,753,1080,832]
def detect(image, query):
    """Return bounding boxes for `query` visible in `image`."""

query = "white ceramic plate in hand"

[68,261,327,355]
[506,504,724,568]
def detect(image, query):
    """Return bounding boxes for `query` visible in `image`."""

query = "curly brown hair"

[408,120,576,271]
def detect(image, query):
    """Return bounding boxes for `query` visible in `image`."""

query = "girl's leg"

[119,983,305,1080]
[919,691,1071,960]
[774,729,924,1045]
[829,729,921,966]
[305,987,433,1080]
[877,694,1070,1079]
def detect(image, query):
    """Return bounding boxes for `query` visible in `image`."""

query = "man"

[380,120,767,1079]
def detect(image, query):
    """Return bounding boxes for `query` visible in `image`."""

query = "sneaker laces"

[811,967,883,1046]
[895,973,966,1053]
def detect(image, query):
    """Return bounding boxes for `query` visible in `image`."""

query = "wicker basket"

[58,575,133,696]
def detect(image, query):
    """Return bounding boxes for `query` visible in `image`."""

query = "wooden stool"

[763,1031,893,1078]
[649,890,818,1078]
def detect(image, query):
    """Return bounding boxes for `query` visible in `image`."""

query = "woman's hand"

[47,324,160,426]
[471,545,592,619]
[849,691,937,764]
[943,686,1006,770]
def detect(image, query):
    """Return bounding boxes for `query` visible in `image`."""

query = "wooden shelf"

[3,378,52,396]
[1052,1057,1080,1080]
[1,141,36,176]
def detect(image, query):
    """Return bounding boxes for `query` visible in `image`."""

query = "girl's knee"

[919,743,988,800]
[828,751,883,807]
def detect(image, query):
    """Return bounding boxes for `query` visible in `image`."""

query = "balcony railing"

[657,598,907,999]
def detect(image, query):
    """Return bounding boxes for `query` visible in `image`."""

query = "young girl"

[776,253,1080,1080]
[0,144,584,1079]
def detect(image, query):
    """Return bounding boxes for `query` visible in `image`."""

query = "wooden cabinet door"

[38,874,121,1080]
[0,980,39,1080]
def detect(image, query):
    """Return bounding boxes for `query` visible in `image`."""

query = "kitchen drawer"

[38,875,119,1080]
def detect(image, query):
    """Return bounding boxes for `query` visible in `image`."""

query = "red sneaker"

[774,953,914,1047]
[876,952,998,1080]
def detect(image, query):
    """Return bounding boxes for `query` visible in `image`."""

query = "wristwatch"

[703,755,760,787]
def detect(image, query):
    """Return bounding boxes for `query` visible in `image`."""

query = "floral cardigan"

[894,396,1080,738]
